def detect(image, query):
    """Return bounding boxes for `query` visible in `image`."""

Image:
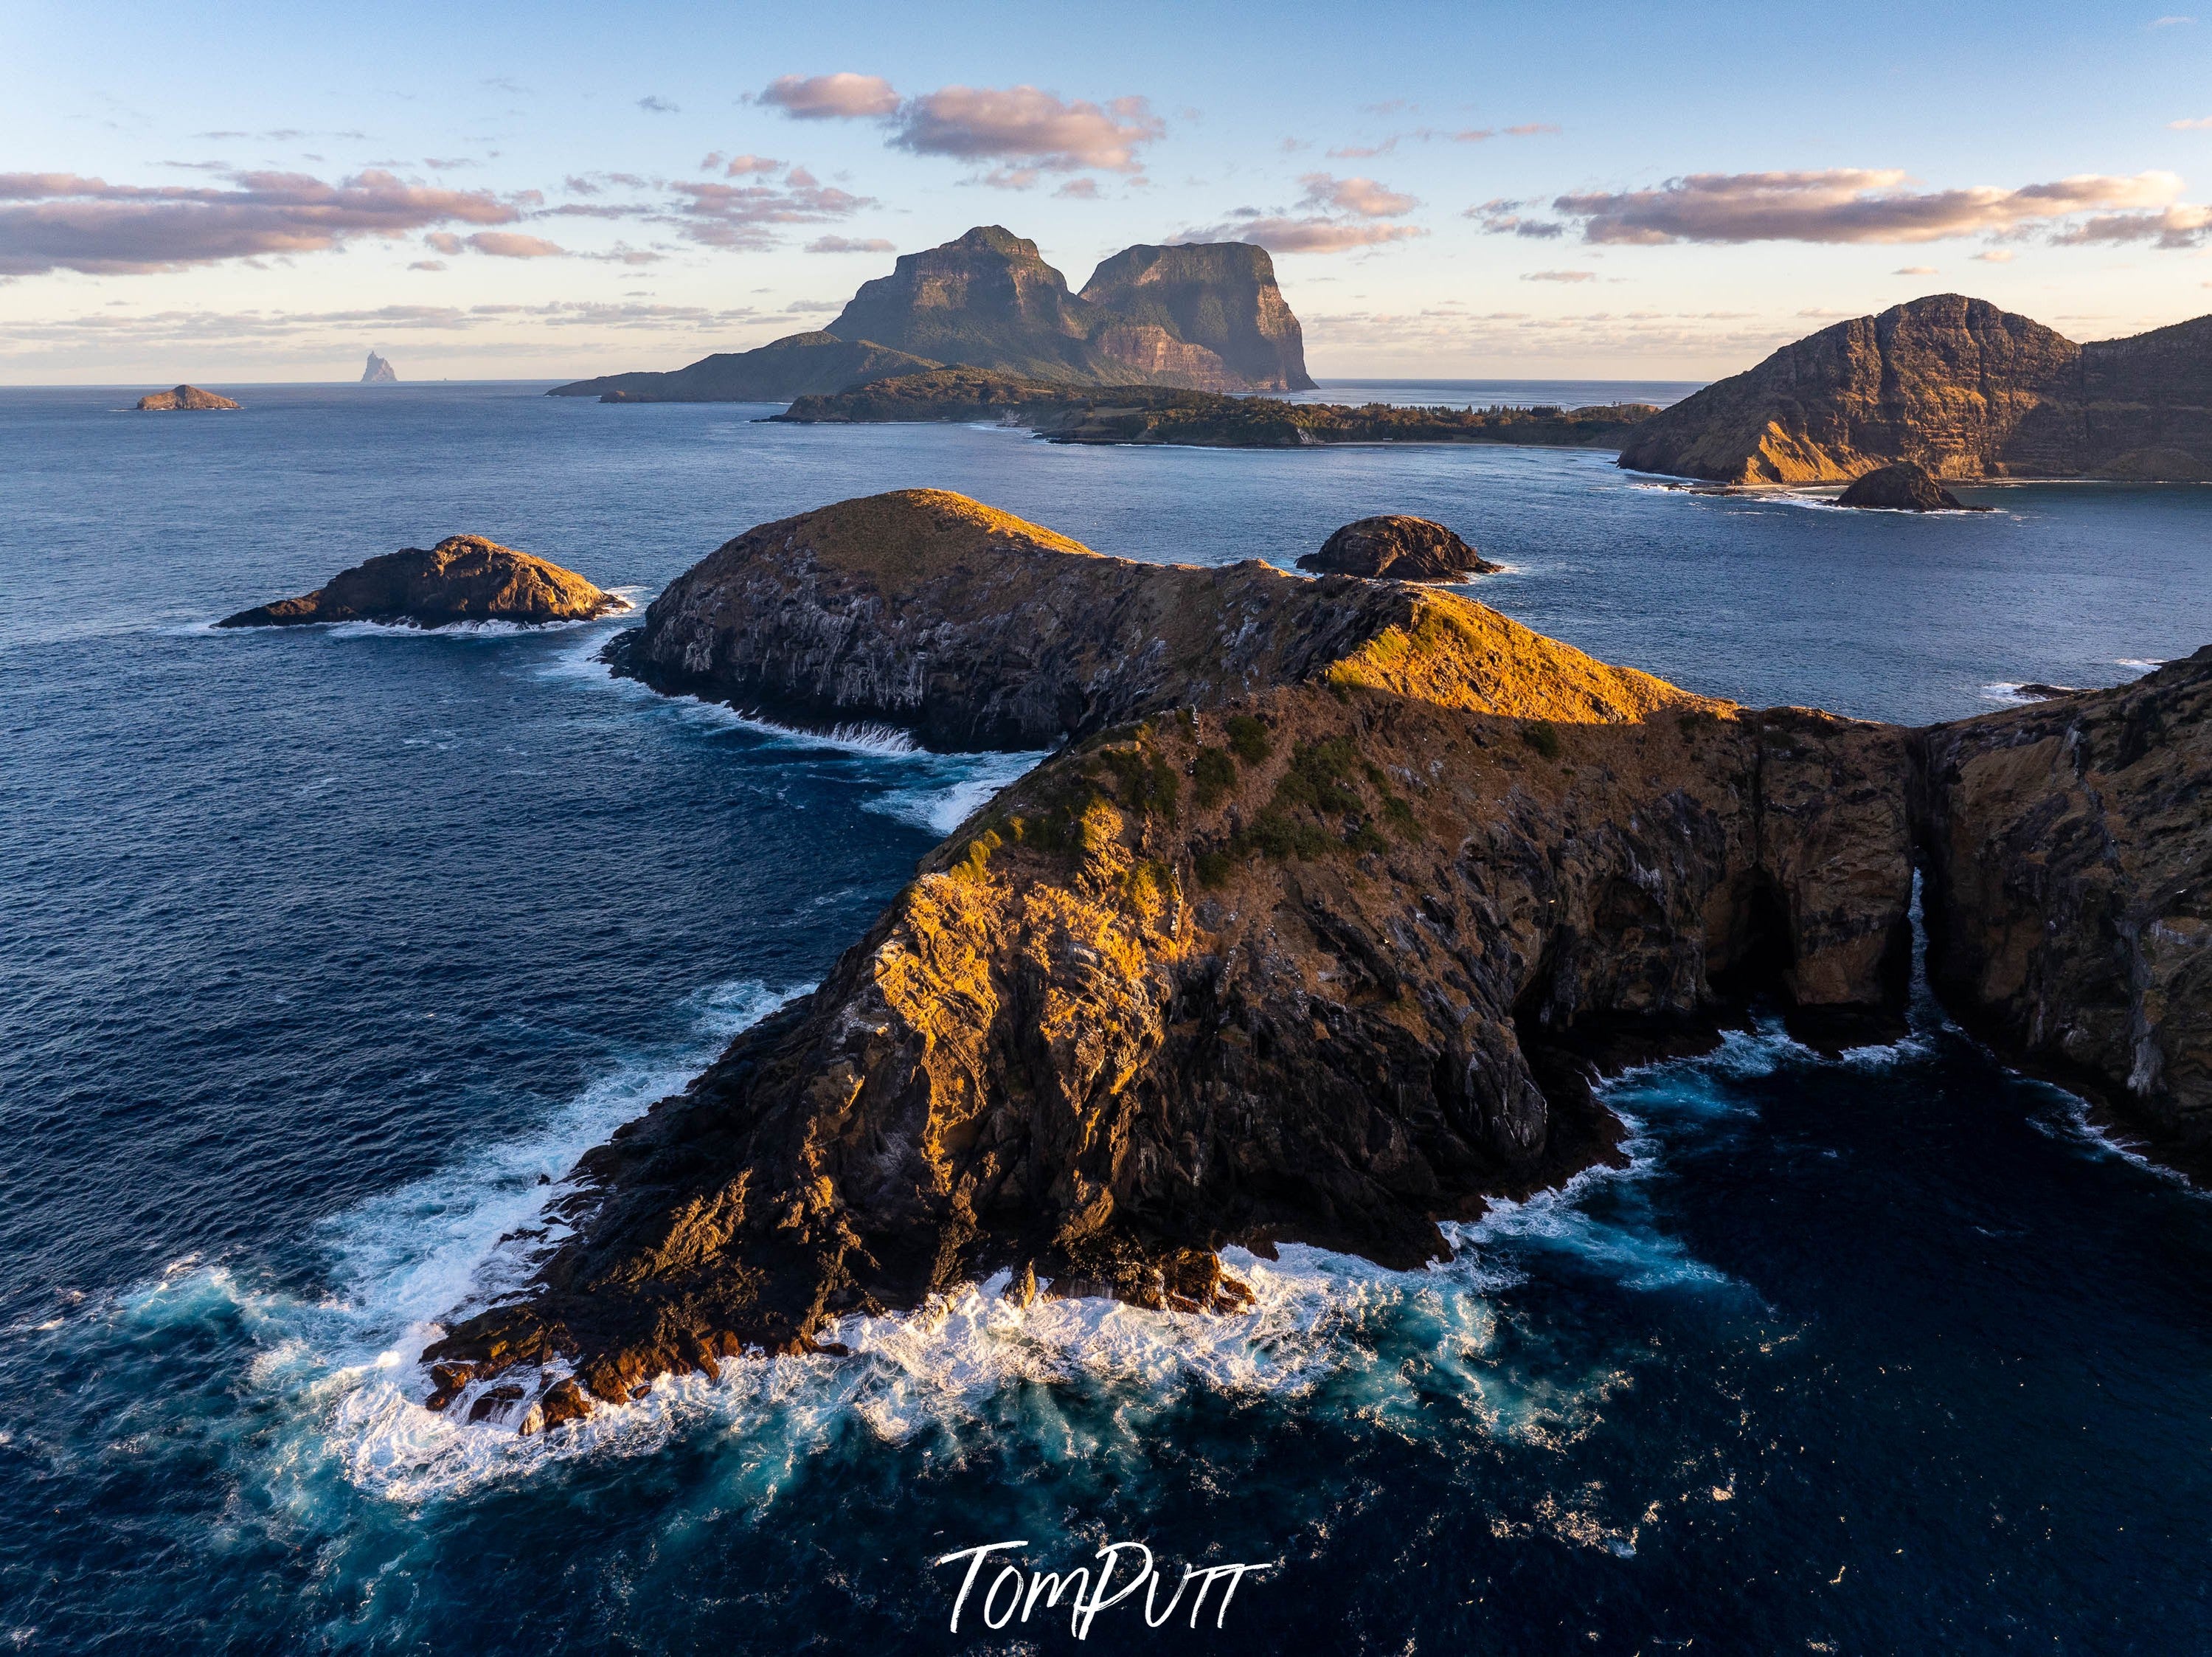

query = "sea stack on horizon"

[361,351,398,384]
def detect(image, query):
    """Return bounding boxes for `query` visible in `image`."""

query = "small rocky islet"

[1834,461,1988,511]
[1297,515,1501,580]
[135,384,240,412]
[216,534,626,629]
[417,488,2211,1435]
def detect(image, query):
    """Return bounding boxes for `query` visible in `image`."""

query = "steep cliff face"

[217,535,628,629]
[547,332,940,403]
[825,227,1102,381]
[1619,297,2079,482]
[1619,296,2212,482]
[423,490,1923,1431]
[1915,649,2212,1152]
[1078,243,1316,392]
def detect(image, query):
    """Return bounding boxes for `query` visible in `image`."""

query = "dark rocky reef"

[1915,648,2212,1158]
[554,226,1315,400]
[1835,462,1983,511]
[1297,516,1501,581]
[426,489,1936,1431]
[549,331,940,404]
[217,534,628,629]
[1620,295,2212,483]
[778,369,1655,451]
[135,384,240,411]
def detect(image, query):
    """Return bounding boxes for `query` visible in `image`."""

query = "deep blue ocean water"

[3,381,2210,1654]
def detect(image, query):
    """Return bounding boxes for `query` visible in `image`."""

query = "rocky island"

[216,534,627,629]
[415,489,2209,1435]
[1620,294,2212,483]
[361,352,398,385]
[549,226,1314,401]
[1297,516,1501,580]
[777,368,1656,450]
[135,384,240,412]
[1834,462,1985,511]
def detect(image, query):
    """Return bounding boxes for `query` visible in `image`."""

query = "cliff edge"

[423,489,1924,1431]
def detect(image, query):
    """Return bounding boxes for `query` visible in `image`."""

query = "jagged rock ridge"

[216,534,628,629]
[1619,295,2212,482]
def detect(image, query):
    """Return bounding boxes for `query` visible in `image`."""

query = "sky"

[7,0,2212,383]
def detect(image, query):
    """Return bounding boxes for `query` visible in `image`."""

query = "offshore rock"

[1619,295,2212,483]
[135,384,240,411]
[361,352,398,384]
[1834,462,1980,511]
[216,534,628,629]
[1915,648,2212,1156]
[426,489,1927,1431]
[1297,516,1502,581]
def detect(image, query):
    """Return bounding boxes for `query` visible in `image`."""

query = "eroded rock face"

[1915,649,2212,1152]
[1835,462,1974,511]
[1078,243,1315,392]
[425,490,1924,1431]
[1619,295,2212,483]
[216,535,628,629]
[1297,516,1502,581]
[136,384,240,411]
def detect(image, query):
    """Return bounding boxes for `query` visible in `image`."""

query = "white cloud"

[757,73,901,120]
[1503,167,2188,245]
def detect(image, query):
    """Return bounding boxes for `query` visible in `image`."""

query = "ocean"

[3,380,2209,1654]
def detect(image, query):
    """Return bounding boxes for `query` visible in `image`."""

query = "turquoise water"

[3,382,2209,1653]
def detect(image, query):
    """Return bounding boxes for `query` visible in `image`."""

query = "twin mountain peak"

[552,226,1315,402]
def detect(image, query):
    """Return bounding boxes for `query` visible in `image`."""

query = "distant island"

[135,384,239,412]
[361,352,398,385]
[549,226,1316,402]
[775,367,1656,450]
[217,534,625,629]
[1621,294,2212,483]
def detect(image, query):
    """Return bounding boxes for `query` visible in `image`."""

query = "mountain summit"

[549,226,1314,401]
[1619,294,2212,482]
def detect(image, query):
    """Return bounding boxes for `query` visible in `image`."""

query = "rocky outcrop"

[1078,243,1315,392]
[1619,295,2212,483]
[547,332,941,403]
[361,353,398,385]
[1297,516,1501,580]
[423,488,1930,1431]
[216,535,628,629]
[1835,462,1977,511]
[777,371,1655,450]
[558,227,1317,401]
[1915,649,2212,1155]
[135,384,240,411]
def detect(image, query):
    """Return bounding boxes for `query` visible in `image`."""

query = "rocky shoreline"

[218,535,627,629]
[412,488,2209,1436]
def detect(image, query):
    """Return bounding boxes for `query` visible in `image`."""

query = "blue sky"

[7,0,2212,381]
